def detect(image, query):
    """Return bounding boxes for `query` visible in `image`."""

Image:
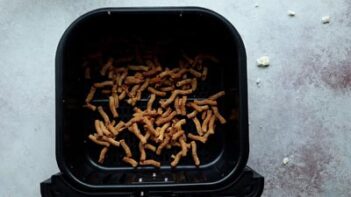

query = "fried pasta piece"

[122,157,138,168]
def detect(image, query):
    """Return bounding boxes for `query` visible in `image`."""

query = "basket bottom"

[40,167,263,197]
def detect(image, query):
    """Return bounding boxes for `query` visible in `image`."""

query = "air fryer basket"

[56,7,248,192]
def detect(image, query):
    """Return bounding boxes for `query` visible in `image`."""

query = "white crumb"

[257,56,270,67]
[288,10,296,17]
[321,16,330,24]
[255,3,259,8]
[256,78,261,87]
[283,157,289,165]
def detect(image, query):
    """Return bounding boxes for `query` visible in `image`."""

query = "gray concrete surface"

[0,0,350,196]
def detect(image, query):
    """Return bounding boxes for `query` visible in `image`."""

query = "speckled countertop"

[0,0,350,196]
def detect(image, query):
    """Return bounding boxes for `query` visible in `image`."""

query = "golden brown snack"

[177,89,193,95]
[107,70,115,79]
[114,121,125,132]
[144,131,151,141]
[128,65,149,71]
[172,130,184,141]
[139,142,146,161]
[156,135,170,155]
[118,90,127,100]
[212,106,226,124]
[112,85,119,107]
[194,99,217,106]
[202,110,213,133]
[174,97,182,114]
[207,115,216,134]
[149,75,162,84]
[208,91,225,100]
[186,110,198,119]
[100,58,113,76]
[147,94,156,112]
[191,78,197,92]
[85,87,96,103]
[140,159,161,168]
[161,107,172,118]
[99,121,113,136]
[110,120,116,127]
[84,103,97,111]
[160,86,175,92]
[98,147,109,163]
[129,84,140,97]
[139,78,150,91]
[157,122,170,142]
[170,68,188,79]
[88,134,110,147]
[144,144,156,152]
[201,110,207,120]
[122,157,138,168]
[157,107,163,115]
[129,123,147,144]
[94,81,114,88]
[174,119,186,130]
[191,141,200,166]
[192,117,203,136]
[94,119,103,136]
[188,103,209,112]
[179,137,188,157]
[160,89,192,108]
[156,111,177,126]
[188,133,207,144]
[102,89,112,94]
[143,64,161,76]
[124,76,144,85]
[107,123,118,136]
[180,96,187,115]
[201,66,208,80]
[188,68,202,78]
[170,151,183,167]
[97,106,110,125]
[118,70,128,86]
[176,78,192,87]
[147,87,166,97]
[143,118,158,137]
[85,53,227,168]
[101,136,120,146]
[135,90,142,100]
[127,97,138,106]
[159,68,172,78]
[120,139,132,157]
[125,116,143,127]
[108,96,118,118]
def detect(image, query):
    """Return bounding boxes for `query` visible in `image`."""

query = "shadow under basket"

[45,7,263,196]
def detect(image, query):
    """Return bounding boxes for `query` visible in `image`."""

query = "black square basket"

[44,7,263,196]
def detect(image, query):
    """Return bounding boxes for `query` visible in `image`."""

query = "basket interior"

[58,8,244,188]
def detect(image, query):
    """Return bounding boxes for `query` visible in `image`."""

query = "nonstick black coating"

[56,7,248,192]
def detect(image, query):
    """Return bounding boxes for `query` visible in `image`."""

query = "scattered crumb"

[288,10,296,17]
[321,16,330,24]
[107,11,111,15]
[283,157,289,165]
[255,3,259,8]
[256,78,261,87]
[257,56,270,67]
